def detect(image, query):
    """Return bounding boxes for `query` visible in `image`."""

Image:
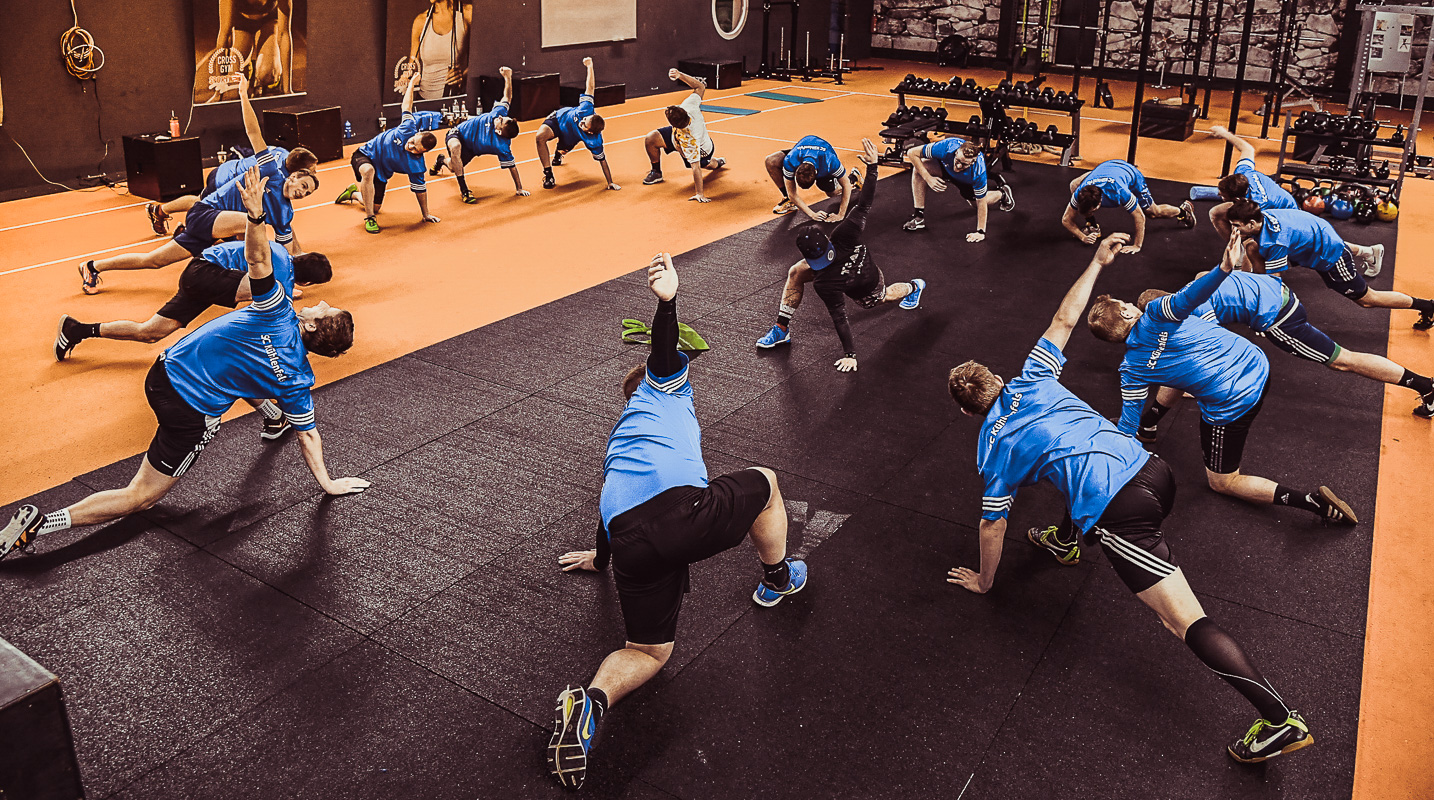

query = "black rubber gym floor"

[1,162,1393,799]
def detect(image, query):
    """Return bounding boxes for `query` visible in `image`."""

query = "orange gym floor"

[1,61,1430,797]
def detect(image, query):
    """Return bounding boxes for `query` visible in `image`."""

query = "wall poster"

[193,0,308,104]
[385,0,472,105]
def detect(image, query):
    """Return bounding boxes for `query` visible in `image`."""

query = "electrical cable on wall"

[61,0,104,80]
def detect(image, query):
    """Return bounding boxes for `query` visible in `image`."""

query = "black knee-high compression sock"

[455,174,469,195]
[1273,485,1322,514]
[762,559,791,589]
[1185,617,1291,723]
[1399,369,1434,396]
[1139,399,1173,431]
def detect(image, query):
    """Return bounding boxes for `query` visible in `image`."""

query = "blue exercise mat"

[745,91,822,104]
[699,104,761,116]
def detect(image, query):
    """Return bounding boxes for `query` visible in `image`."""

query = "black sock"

[586,687,608,723]
[1272,485,1322,514]
[1139,400,1172,431]
[913,207,925,218]
[650,160,661,172]
[544,166,554,177]
[762,559,791,589]
[80,322,101,340]
[1185,617,1291,723]
[455,174,469,194]
[779,186,789,199]
[1412,298,1434,313]
[1399,369,1434,396]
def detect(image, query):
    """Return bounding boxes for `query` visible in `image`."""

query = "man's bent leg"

[358,163,379,217]
[99,315,184,344]
[64,458,181,529]
[93,241,193,274]
[746,467,788,566]
[590,641,673,707]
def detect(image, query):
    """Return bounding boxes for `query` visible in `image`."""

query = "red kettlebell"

[1302,194,1326,215]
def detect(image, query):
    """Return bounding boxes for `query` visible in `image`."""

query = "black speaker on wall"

[123,133,204,202]
[262,105,343,163]
[0,638,84,800]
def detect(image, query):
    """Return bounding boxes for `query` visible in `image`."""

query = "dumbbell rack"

[887,85,1083,167]
[1274,111,1409,202]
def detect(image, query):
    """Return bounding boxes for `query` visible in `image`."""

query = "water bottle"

[217,148,228,164]
[344,120,354,140]
[378,114,387,132]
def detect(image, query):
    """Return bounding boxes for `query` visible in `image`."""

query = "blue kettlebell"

[1328,196,1354,220]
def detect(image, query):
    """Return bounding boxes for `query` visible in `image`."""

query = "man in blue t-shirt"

[335,72,440,234]
[547,254,805,790]
[1137,269,1434,419]
[535,57,619,192]
[947,232,1314,765]
[902,137,1015,240]
[764,134,861,221]
[1062,159,1196,253]
[433,65,527,203]
[1226,201,1432,328]
[81,75,318,294]
[144,145,318,237]
[1205,125,1297,240]
[5,168,368,563]
[1086,232,1356,524]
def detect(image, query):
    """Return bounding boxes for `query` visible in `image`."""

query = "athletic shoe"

[54,315,85,362]
[542,173,557,190]
[1082,219,1101,238]
[997,179,1016,213]
[334,184,358,204]
[752,558,808,607]
[428,153,447,176]
[146,203,169,235]
[548,686,598,790]
[1416,309,1434,331]
[1135,424,1159,444]
[902,215,927,232]
[642,169,664,185]
[708,157,726,170]
[551,150,565,166]
[1315,486,1358,525]
[755,324,791,349]
[900,278,926,310]
[0,505,41,561]
[772,198,797,215]
[1415,390,1434,419]
[849,166,863,192]
[363,216,380,234]
[1027,525,1081,565]
[1363,244,1384,279]
[460,192,478,205]
[78,261,102,295]
[1228,711,1313,763]
[1178,200,1198,229]
[261,416,292,441]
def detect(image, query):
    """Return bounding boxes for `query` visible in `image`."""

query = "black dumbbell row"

[1290,110,1405,145]
[882,106,1072,148]
[892,74,1084,112]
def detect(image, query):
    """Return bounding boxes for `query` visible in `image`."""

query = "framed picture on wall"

[385,0,472,106]
[193,0,308,104]
[541,0,637,48]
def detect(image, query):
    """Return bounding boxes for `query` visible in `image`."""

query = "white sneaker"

[1363,244,1384,279]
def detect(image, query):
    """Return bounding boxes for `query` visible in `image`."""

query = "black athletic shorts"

[157,258,243,326]
[542,113,583,154]
[172,202,223,257]
[780,149,838,194]
[350,150,388,206]
[201,167,221,199]
[1261,290,1341,365]
[609,468,772,645]
[1315,247,1368,301]
[1199,383,1269,475]
[1085,454,1178,594]
[144,357,221,478]
[848,268,888,310]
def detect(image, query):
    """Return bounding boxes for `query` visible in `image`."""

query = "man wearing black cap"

[754,139,927,373]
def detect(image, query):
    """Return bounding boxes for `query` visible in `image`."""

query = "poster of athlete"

[385,0,471,105]
[193,0,308,104]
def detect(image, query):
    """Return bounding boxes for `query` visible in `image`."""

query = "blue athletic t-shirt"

[162,278,317,430]
[782,135,845,181]
[203,148,296,245]
[453,102,516,167]
[919,138,988,196]
[357,111,430,191]
[200,241,297,297]
[1233,158,1297,210]
[599,354,708,527]
[551,95,606,160]
[210,146,290,194]
[1118,269,1269,430]
[1191,269,1287,331]
[1257,208,1346,273]
[978,338,1151,534]
[1070,159,1142,211]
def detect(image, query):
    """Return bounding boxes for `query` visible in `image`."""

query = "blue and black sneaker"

[900,278,926,310]
[755,324,791,349]
[752,558,808,607]
[548,686,599,789]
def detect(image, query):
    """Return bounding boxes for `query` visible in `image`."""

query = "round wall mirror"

[713,0,748,40]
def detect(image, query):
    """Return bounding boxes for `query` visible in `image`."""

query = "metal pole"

[1127,0,1159,163]
[1071,0,1092,99]
[1347,8,1373,107]
[1092,0,1114,105]
[1395,14,1433,203]
[761,3,772,75]
[1203,0,1224,117]
[1222,0,1258,174]
[1260,0,1295,139]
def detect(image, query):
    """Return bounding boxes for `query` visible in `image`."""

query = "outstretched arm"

[296,428,370,495]
[948,518,1007,594]
[830,139,880,244]
[237,74,267,153]
[500,65,513,105]
[1040,233,1129,349]
[583,56,595,96]
[670,68,707,98]
[237,166,273,282]
[1128,207,1147,252]
[1210,125,1257,163]
[401,71,418,114]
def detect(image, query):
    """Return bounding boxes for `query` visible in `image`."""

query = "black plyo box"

[560,82,626,108]
[263,105,343,162]
[123,133,204,202]
[677,59,744,90]
[480,71,560,121]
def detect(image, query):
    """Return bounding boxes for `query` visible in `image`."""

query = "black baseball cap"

[795,229,834,270]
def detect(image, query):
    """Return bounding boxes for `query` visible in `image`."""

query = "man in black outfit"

[753,139,928,373]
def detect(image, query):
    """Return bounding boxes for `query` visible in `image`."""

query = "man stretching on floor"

[1062,158,1196,253]
[754,139,926,373]
[144,146,318,236]
[947,231,1314,765]
[535,57,619,191]
[334,72,440,233]
[1137,266,1434,418]
[902,137,1014,239]
[1226,201,1429,327]
[764,134,861,220]
[641,67,726,202]
[2,169,367,561]
[432,65,527,203]
[1087,232,1357,524]
[548,253,806,790]
[80,74,316,294]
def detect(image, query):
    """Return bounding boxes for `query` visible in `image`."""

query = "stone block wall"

[871,0,1002,56]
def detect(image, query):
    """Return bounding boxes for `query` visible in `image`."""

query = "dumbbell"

[1362,119,1380,139]
[964,78,977,91]
[998,78,1013,91]
[935,107,948,120]
[1294,110,1313,131]
[1039,87,1056,106]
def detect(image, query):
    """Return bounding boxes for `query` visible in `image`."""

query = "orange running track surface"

[1,61,1430,799]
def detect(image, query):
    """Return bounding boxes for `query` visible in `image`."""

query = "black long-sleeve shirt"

[813,162,881,355]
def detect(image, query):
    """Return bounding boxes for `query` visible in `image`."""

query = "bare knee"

[626,641,673,669]
[750,466,780,506]
[1205,470,1238,495]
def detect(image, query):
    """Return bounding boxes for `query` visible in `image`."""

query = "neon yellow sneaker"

[1228,711,1313,763]
[334,184,358,204]
[1028,525,1080,565]
[548,686,599,789]
[363,216,380,234]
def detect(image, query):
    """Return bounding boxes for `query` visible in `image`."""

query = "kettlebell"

[1328,196,1354,220]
